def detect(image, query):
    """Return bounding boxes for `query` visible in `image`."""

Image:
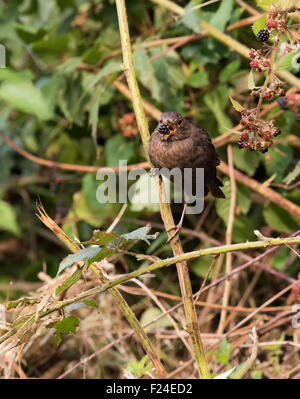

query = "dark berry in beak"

[157,123,170,135]
[237,140,244,149]
[273,129,281,136]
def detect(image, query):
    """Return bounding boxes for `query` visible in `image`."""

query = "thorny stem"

[255,37,281,117]
[115,0,211,379]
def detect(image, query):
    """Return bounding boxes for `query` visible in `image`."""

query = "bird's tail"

[208,177,225,199]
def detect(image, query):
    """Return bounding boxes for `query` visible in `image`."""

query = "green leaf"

[252,14,267,35]
[263,203,300,233]
[210,0,234,32]
[229,95,243,112]
[237,183,251,215]
[0,81,53,120]
[133,45,160,101]
[7,297,31,310]
[121,226,157,245]
[219,60,241,82]
[181,1,202,34]
[283,164,300,185]
[276,51,300,71]
[273,246,289,271]
[263,145,293,182]
[86,248,115,266]
[48,316,79,346]
[0,200,20,236]
[232,146,260,176]
[248,69,255,90]
[14,23,47,43]
[66,299,98,312]
[105,134,135,167]
[83,230,117,246]
[57,247,101,276]
[56,267,83,296]
[187,71,209,88]
[140,307,172,332]
[204,90,233,133]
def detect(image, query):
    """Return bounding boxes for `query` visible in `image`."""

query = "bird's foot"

[166,222,183,244]
[150,167,160,177]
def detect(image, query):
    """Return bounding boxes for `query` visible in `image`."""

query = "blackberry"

[157,123,170,134]
[256,29,270,42]
[273,129,281,136]
[277,97,288,110]
[237,140,244,149]
[261,148,269,153]
[296,114,300,124]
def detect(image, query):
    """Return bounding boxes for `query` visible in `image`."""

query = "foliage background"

[0,0,299,379]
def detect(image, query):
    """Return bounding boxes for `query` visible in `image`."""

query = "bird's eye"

[178,119,182,126]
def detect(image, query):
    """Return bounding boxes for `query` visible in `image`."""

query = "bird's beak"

[164,122,176,140]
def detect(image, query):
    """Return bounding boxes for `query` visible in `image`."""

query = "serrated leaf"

[56,267,83,296]
[283,164,300,185]
[248,69,255,90]
[181,1,202,34]
[7,297,31,310]
[48,316,79,346]
[252,14,267,35]
[87,248,115,266]
[120,226,157,245]
[0,200,21,236]
[232,146,260,176]
[66,299,98,312]
[263,203,300,233]
[140,307,172,332]
[105,134,135,167]
[204,90,233,133]
[219,59,241,83]
[236,183,251,215]
[276,51,300,71]
[0,81,53,120]
[83,230,117,246]
[57,247,101,276]
[210,0,234,32]
[263,145,293,182]
[133,45,160,101]
[229,95,243,112]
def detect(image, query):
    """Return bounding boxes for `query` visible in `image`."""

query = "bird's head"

[156,112,189,141]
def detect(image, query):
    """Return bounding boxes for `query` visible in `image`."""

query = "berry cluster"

[238,109,281,153]
[249,49,270,72]
[118,113,138,138]
[266,7,286,33]
[277,93,300,123]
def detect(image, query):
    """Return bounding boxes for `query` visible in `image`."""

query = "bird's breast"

[149,132,194,170]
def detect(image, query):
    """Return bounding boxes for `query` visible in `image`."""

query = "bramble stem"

[115,0,211,379]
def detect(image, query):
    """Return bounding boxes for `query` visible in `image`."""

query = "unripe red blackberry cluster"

[118,112,138,138]
[266,7,287,33]
[249,49,270,72]
[238,109,281,153]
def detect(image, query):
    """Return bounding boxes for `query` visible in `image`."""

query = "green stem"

[115,0,211,378]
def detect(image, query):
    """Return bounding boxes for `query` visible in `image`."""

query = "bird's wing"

[191,125,220,167]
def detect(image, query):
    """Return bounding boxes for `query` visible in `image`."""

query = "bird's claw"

[166,223,183,244]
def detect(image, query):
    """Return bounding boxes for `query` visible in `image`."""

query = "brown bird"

[148,111,225,240]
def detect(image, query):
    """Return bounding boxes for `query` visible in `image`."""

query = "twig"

[218,145,236,334]
[231,327,258,379]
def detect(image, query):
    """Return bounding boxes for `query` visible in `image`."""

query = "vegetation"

[0,0,299,379]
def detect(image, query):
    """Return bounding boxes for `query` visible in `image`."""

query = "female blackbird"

[148,111,225,199]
